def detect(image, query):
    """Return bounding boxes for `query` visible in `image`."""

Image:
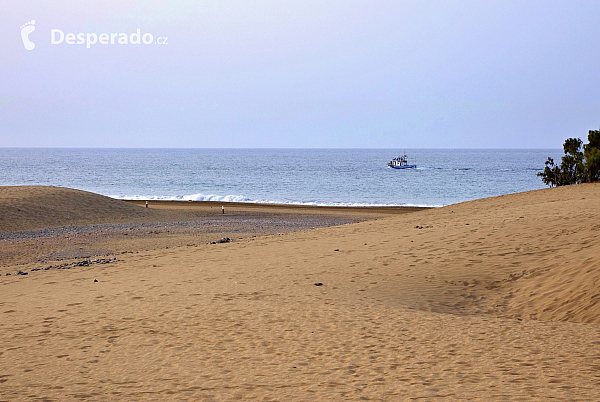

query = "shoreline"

[116,196,440,209]
[123,199,431,215]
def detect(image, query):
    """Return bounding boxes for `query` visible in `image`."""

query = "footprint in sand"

[20,20,36,50]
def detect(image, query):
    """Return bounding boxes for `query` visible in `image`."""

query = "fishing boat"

[387,153,416,169]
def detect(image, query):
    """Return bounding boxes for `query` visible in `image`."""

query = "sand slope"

[0,186,157,232]
[1,184,599,400]
[363,182,600,323]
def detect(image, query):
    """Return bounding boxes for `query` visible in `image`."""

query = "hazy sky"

[1,1,599,148]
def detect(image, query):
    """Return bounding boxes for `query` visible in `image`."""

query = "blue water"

[0,148,562,207]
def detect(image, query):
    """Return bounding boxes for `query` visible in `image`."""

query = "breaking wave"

[108,193,440,208]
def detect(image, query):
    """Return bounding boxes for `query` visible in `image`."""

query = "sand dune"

[362,183,600,323]
[1,184,599,400]
[0,186,158,232]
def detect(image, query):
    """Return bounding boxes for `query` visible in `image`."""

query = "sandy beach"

[1,184,599,401]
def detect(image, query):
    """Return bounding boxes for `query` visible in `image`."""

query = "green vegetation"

[539,129,600,187]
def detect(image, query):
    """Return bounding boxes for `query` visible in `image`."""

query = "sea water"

[0,148,562,207]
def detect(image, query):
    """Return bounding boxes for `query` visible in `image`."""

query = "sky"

[1,0,599,148]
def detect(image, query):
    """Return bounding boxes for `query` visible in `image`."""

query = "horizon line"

[0,146,563,150]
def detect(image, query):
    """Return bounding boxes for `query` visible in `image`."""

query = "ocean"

[0,148,562,207]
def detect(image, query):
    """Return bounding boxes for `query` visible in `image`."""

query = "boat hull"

[388,165,416,169]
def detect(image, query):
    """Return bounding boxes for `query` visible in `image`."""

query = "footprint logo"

[20,20,36,50]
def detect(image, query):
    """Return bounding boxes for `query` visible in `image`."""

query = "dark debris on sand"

[4,257,117,277]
